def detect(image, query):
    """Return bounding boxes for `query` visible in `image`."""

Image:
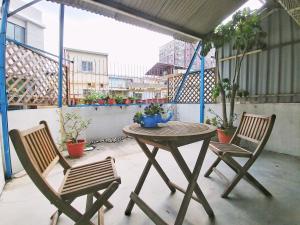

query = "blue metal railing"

[0,0,12,178]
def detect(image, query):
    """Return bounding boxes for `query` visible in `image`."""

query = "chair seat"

[209,141,252,158]
[59,157,121,200]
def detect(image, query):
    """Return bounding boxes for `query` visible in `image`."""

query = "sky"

[25,0,264,69]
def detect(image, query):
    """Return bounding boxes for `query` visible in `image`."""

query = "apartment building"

[65,48,109,99]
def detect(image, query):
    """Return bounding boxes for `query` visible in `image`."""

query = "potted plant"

[115,95,124,104]
[97,93,106,105]
[237,89,249,104]
[84,91,100,105]
[202,8,266,143]
[133,103,172,128]
[129,96,137,104]
[123,98,131,105]
[107,95,116,105]
[60,111,91,158]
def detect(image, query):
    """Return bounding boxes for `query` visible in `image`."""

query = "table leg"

[136,139,176,194]
[125,146,159,215]
[169,139,214,225]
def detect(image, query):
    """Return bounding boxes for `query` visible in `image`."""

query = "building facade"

[2,0,45,49]
[159,39,215,70]
[65,48,109,99]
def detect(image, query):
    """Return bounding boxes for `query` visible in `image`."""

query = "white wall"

[6,105,145,174]
[8,108,60,173]
[1,0,45,49]
[177,103,300,157]
[66,106,144,141]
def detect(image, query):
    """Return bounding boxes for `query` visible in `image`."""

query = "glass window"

[5,22,25,44]
[81,61,93,72]
[14,25,25,43]
[6,23,14,40]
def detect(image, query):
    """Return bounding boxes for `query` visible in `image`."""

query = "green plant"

[60,111,91,144]
[202,8,266,129]
[84,91,102,104]
[144,103,164,116]
[133,111,143,124]
[237,89,249,98]
[115,95,124,104]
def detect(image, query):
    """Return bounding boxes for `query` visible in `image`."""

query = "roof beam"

[8,0,42,17]
[90,0,203,40]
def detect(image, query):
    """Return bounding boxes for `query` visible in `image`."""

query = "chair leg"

[98,207,104,225]
[222,156,272,197]
[244,172,272,197]
[75,182,119,225]
[94,192,114,209]
[222,172,245,198]
[204,157,221,177]
[50,210,60,225]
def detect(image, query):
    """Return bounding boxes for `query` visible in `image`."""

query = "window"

[6,22,25,44]
[81,61,93,72]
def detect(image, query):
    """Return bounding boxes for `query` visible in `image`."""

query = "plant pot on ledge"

[216,128,233,143]
[66,139,86,158]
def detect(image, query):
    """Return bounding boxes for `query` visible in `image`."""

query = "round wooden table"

[123,121,216,225]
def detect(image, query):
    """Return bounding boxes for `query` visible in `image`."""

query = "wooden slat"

[25,135,47,171]
[42,156,59,177]
[21,124,45,136]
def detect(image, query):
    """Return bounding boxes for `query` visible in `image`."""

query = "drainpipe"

[0,0,12,178]
[58,4,65,108]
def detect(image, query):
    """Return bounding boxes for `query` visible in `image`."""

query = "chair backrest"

[231,112,276,156]
[9,121,71,209]
[9,121,70,177]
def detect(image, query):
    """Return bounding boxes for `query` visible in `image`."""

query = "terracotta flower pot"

[108,98,116,105]
[66,139,85,158]
[123,99,131,104]
[217,128,233,143]
[98,99,105,105]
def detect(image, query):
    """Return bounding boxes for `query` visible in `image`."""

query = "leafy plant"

[84,91,103,104]
[60,111,91,144]
[202,8,266,129]
[133,111,143,124]
[237,89,249,98]
[115,95,124,104]
[144,103,164,116]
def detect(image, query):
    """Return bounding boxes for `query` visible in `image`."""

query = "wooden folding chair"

[9,121,121,225]
[204,112,276,198]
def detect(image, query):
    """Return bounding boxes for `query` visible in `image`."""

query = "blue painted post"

[58,4,65,108]
[0,0,12,178]
[174,41,201,102]
[200,54,205,123]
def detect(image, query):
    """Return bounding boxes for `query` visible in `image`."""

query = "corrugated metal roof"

[277,0,300,26]
[48,0,247,42]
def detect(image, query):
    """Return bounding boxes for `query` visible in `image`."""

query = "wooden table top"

[123,121,216,142]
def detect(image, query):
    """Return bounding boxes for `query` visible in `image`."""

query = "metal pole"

[0,0,12,178]
[174,41,201,102]
[200,54,205,123]
[58,4,65,108]
[8,0,42,17]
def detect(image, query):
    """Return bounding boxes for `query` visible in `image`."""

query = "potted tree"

[202,8,266,143]
[61,111,91,158]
